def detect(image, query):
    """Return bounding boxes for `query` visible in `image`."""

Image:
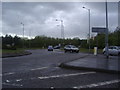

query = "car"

[103,46,120,56]
[54,45,60,49]
[64,45,79,53]
[48,45,53,51]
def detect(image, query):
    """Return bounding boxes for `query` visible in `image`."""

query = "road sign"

[92,27,106,33]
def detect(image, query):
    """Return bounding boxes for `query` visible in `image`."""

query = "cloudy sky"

[1,1,118,39]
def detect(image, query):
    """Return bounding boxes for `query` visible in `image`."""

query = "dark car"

[54,45,60,49]
[48,45,53,51]
[64,45,79,53]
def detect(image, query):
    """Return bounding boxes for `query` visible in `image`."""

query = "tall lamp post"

[21,22,24,48]
[105,1,109,59]
[56,19,64,39]
[83,6,91,53]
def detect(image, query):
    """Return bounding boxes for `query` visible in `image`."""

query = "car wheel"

[76,51,79,53]
[103,51,105,54]
[118,53,120,56]
[65,50,67,53]
[71,50,73,53]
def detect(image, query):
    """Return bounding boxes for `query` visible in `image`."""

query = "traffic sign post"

[92,27,106,33]
[92,27,109,58]
[92,2,109,59]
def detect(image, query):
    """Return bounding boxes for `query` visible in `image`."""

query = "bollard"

[94,47,97,56]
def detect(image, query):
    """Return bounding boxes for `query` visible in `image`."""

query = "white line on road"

[73,79,120,89]
[6,80,10,83]
[16,79,22,82]
[3,67,49,76]
[53,51,63,53]
[2,83,23,87]
[3,72,15,76]
[0,74,2,76]
[38,72,96,80]
[30,67,49,71]
[3,67,59,76]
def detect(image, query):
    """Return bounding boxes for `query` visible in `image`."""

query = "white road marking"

[73,79,120,89]
[2,83,23,87]
[50,87,54,89]
[6,80,10,83]
[0,74,2,76]
[38,72,96,80]
[16,79,22,82]
[30,67,48,71]
[53,50,63,53]
[3,72,15,76]
[3,67,59,76]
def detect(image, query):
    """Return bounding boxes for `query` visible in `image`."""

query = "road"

[2,49,119,89]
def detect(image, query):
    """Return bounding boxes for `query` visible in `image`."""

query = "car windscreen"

[118,47,120,49]
[70,45,76,48]
[48,46,53,48]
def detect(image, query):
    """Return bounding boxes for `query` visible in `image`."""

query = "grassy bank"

[2,48,45,54]
[2,49,25,54]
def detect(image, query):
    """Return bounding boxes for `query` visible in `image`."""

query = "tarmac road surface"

[2,49,119,89]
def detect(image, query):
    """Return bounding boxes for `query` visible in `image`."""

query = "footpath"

[60,53,120,74]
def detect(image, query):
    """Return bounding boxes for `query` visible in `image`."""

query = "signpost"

[92,27,106,33]
[92,27,108,57]
[92,2,109,59]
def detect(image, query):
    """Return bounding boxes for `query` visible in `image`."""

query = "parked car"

[48,45,53,51]
[64,45,79,53]
[54,45,60,49]
[103,46,120,56]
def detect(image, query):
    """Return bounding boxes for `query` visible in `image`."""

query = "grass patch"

[2,48,44,54]
[2,49,25,54]
[27,47,46,50]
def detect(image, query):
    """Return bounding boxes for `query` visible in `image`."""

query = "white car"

[64,45,79,53]
[103,46,120,56]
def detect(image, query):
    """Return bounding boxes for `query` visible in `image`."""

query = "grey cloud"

[2,2,118,39]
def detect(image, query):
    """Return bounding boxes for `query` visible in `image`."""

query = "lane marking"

[38,72,96,80]
[73,79,120,89]
[0,74,2,76]
[53,51,63,53]
[6,80,10,83]
[2,83,23,87]
[3,72,95,84]
[3,72,15,76]
[3,67,49,76]
[30,67,48,71]
[3,66,59,76]
[16,79,22,82]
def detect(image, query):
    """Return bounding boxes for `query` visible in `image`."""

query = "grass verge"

[2,49,25,54]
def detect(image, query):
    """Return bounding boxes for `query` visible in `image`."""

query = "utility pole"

[105,1,109,59]
[21,22,24,49]
[83,7,91,53]
[29,29,31,48]
[56,19,64,39]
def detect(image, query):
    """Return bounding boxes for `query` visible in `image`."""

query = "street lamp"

[105,1,109,58]
[83,6,91,53]
[56,19,64,39]
[21,22,24,48]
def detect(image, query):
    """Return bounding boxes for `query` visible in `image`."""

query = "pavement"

[60,54,120,74]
